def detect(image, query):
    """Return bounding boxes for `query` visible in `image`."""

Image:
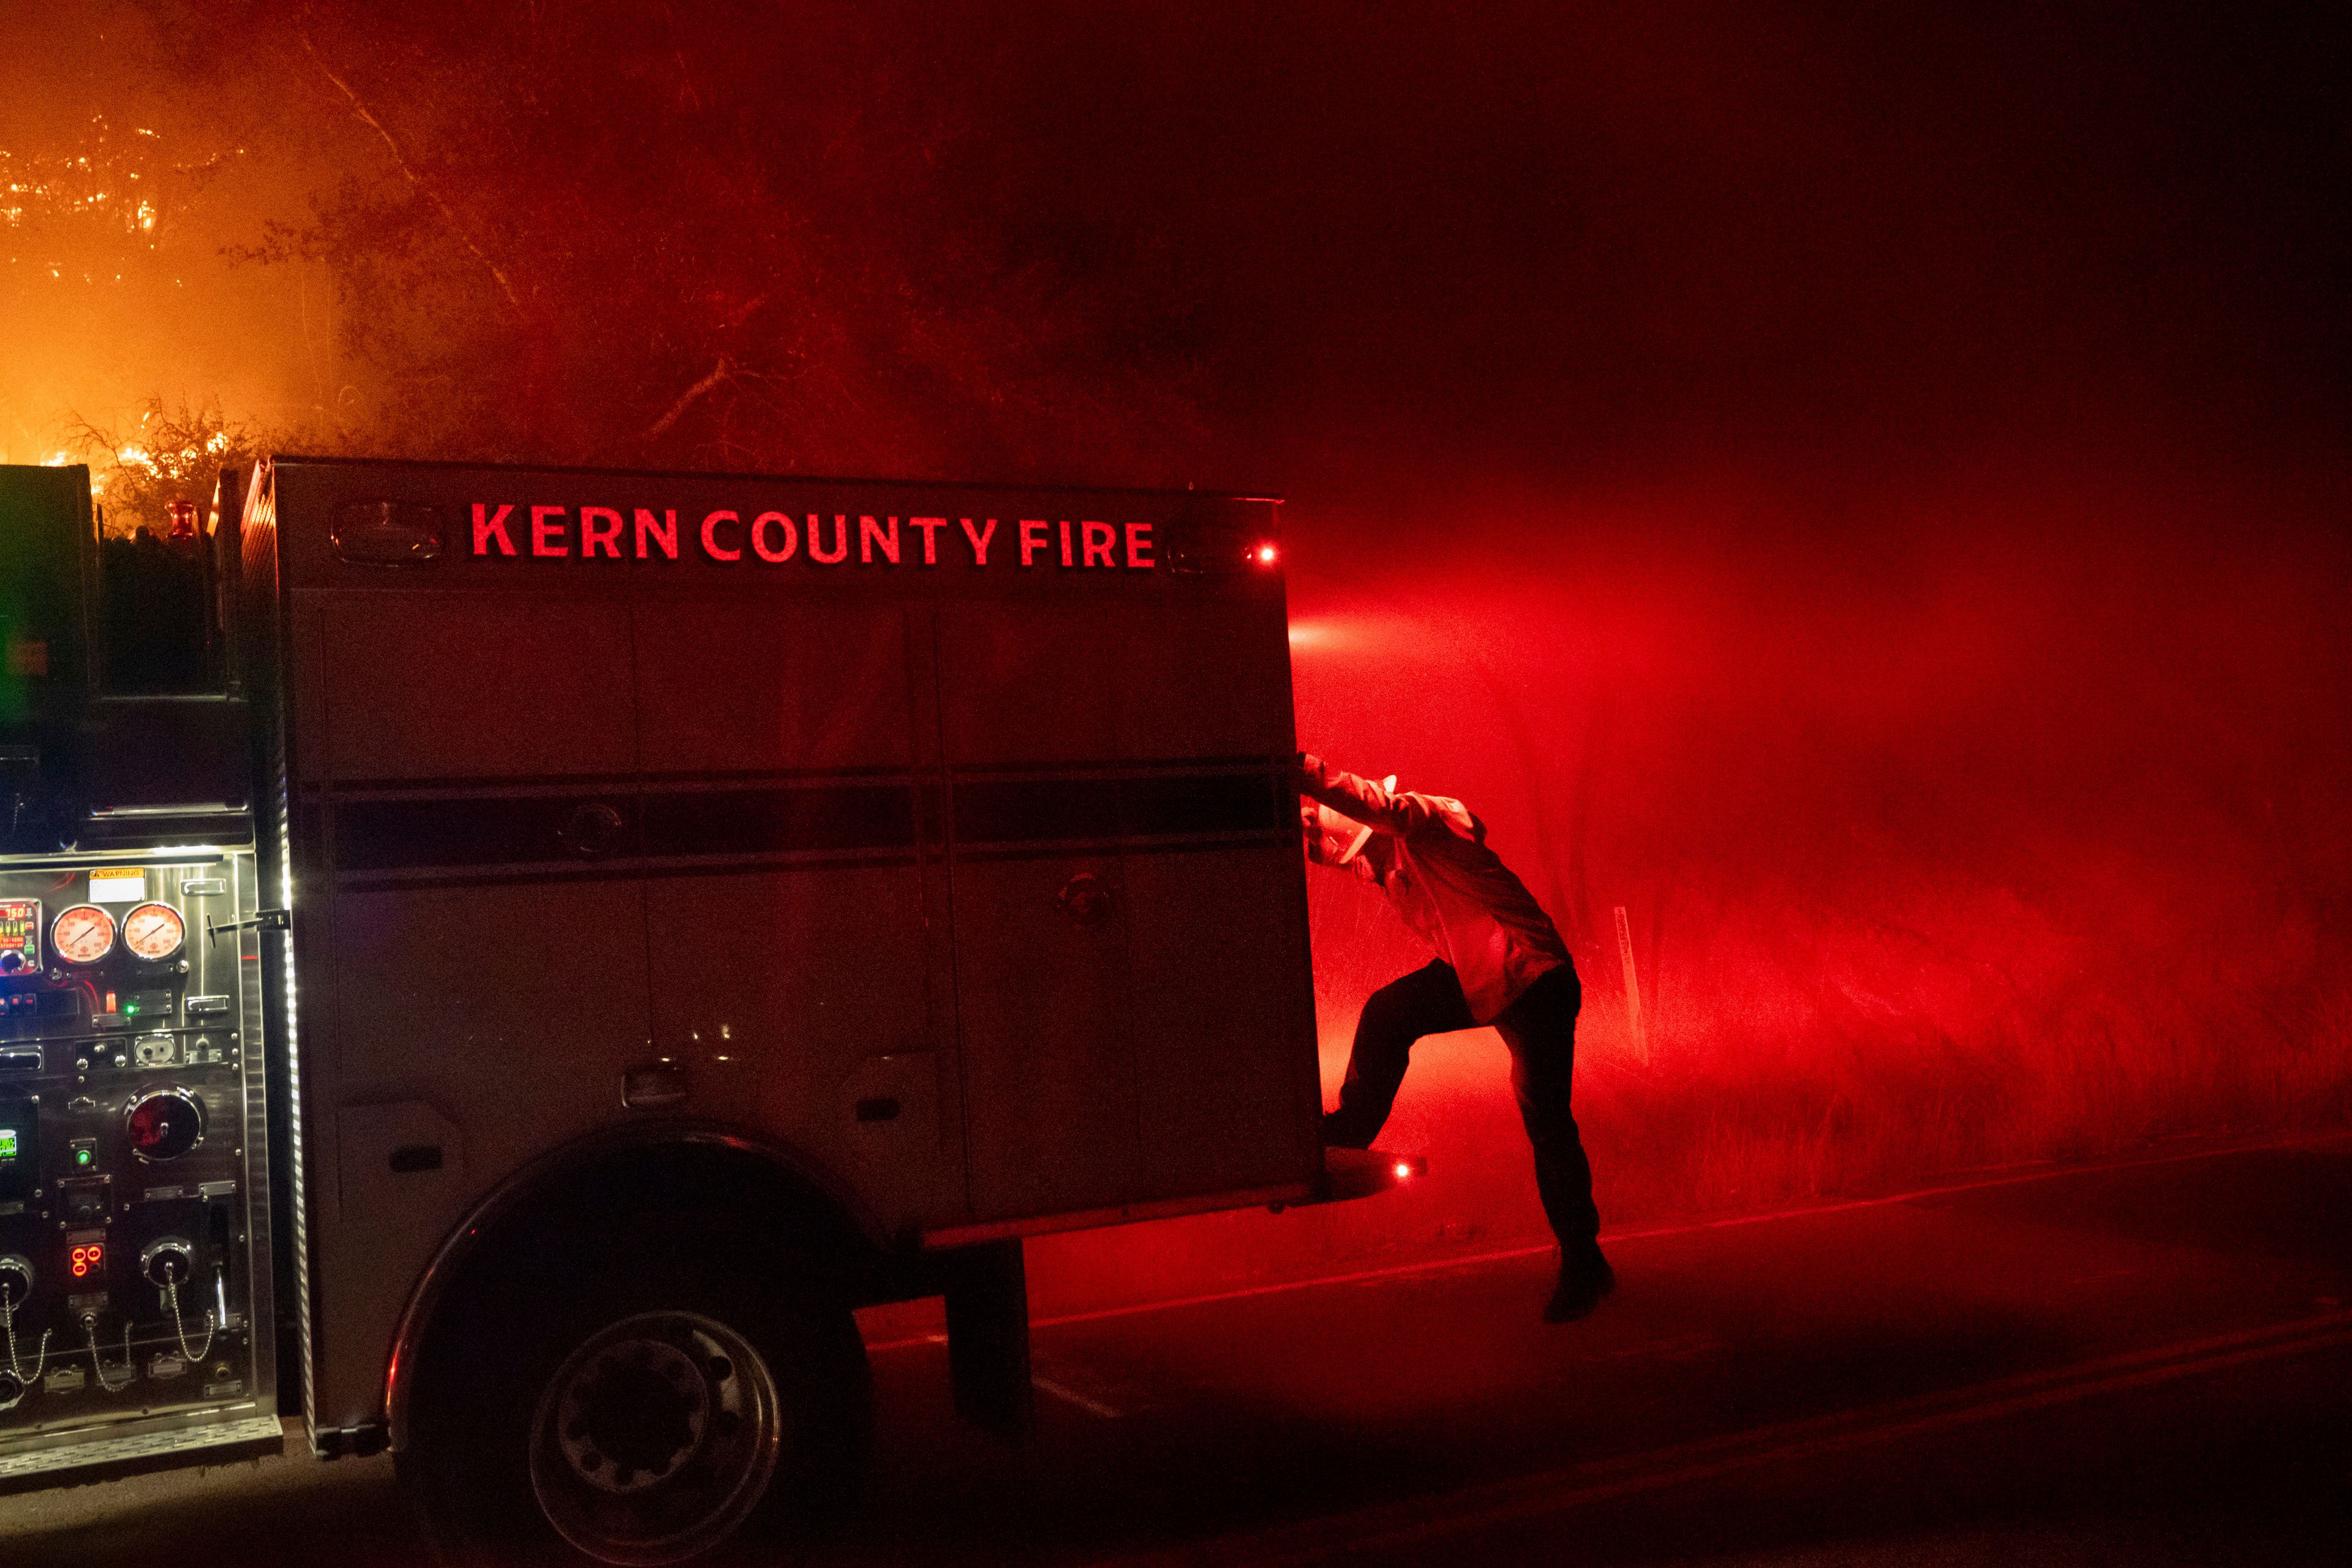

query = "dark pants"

[1324,959,1601,1254]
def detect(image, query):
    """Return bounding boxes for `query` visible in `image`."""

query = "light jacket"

[1299,755,1570,1024]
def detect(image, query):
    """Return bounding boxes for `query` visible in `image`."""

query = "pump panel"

[0,851,278,1482]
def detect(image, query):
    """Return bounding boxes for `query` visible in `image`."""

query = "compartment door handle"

[622,1063,690,1109]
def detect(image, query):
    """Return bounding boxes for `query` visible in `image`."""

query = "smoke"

[1289,448,2352,1216]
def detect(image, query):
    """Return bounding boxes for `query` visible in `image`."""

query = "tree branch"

[645,359,734,439]
[301,34,524,313]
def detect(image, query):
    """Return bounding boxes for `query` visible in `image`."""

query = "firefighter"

[1298,753,1613,1322]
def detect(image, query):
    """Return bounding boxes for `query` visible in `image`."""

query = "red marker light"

[1254,543,1278,566]
[1394,1161,1414,1179]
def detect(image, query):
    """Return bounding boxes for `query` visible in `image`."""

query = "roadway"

[5,1134,2348,1565]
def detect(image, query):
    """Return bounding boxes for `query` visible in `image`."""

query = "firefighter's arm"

[1296,753,1447,837]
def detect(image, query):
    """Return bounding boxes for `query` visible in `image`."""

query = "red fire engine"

[0,456,1394,1562]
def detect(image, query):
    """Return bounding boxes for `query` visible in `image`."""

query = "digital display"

[0,1128,17,1160]
[0,898,37,973]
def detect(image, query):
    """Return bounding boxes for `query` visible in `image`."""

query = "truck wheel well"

[390,1137,875,1450]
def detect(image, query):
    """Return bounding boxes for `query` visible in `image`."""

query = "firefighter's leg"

[1323,959,1474,1148]
[1498,965,1602,1256]
[943,1238,1033,1441]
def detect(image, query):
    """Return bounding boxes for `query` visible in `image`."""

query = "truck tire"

[397,1224,871,1567]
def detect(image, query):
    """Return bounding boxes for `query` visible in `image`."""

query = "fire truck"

[0,456,1386,1562]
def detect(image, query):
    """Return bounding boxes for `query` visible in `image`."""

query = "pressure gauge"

[51,905,117,965]
[123,902,186,962]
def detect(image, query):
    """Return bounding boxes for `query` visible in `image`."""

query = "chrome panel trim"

[0,1412,282,1487]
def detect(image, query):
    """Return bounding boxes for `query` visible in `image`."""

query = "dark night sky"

[930,1,2350,491]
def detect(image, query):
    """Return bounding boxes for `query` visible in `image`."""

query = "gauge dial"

[123,902,186,962]
[50,904,116,965]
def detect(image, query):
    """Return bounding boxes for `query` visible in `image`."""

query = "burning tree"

[63,395,268,537]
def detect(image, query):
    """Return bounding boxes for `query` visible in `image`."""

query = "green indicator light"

[75,1146,93,1166]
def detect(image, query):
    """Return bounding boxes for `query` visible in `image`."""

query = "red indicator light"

[70,1243,102,1278]
[1254,543,1279,566]
[1394,1162,1414,1179]
[105,991,118,1013]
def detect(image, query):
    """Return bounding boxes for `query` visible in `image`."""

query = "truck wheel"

[399,1233,870,1566]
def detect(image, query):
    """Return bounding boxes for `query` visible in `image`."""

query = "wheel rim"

[529,1311,784,1566]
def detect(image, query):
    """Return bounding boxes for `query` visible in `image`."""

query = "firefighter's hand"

[1294,752,1324,794]
[1300,803,1327,864]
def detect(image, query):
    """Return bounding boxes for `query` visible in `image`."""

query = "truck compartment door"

[317,592,650,1155]
[630,598,951,1224]
[938,598,1308,1222]
[1121,844,1320,1198]
[948,850,1140,1218]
